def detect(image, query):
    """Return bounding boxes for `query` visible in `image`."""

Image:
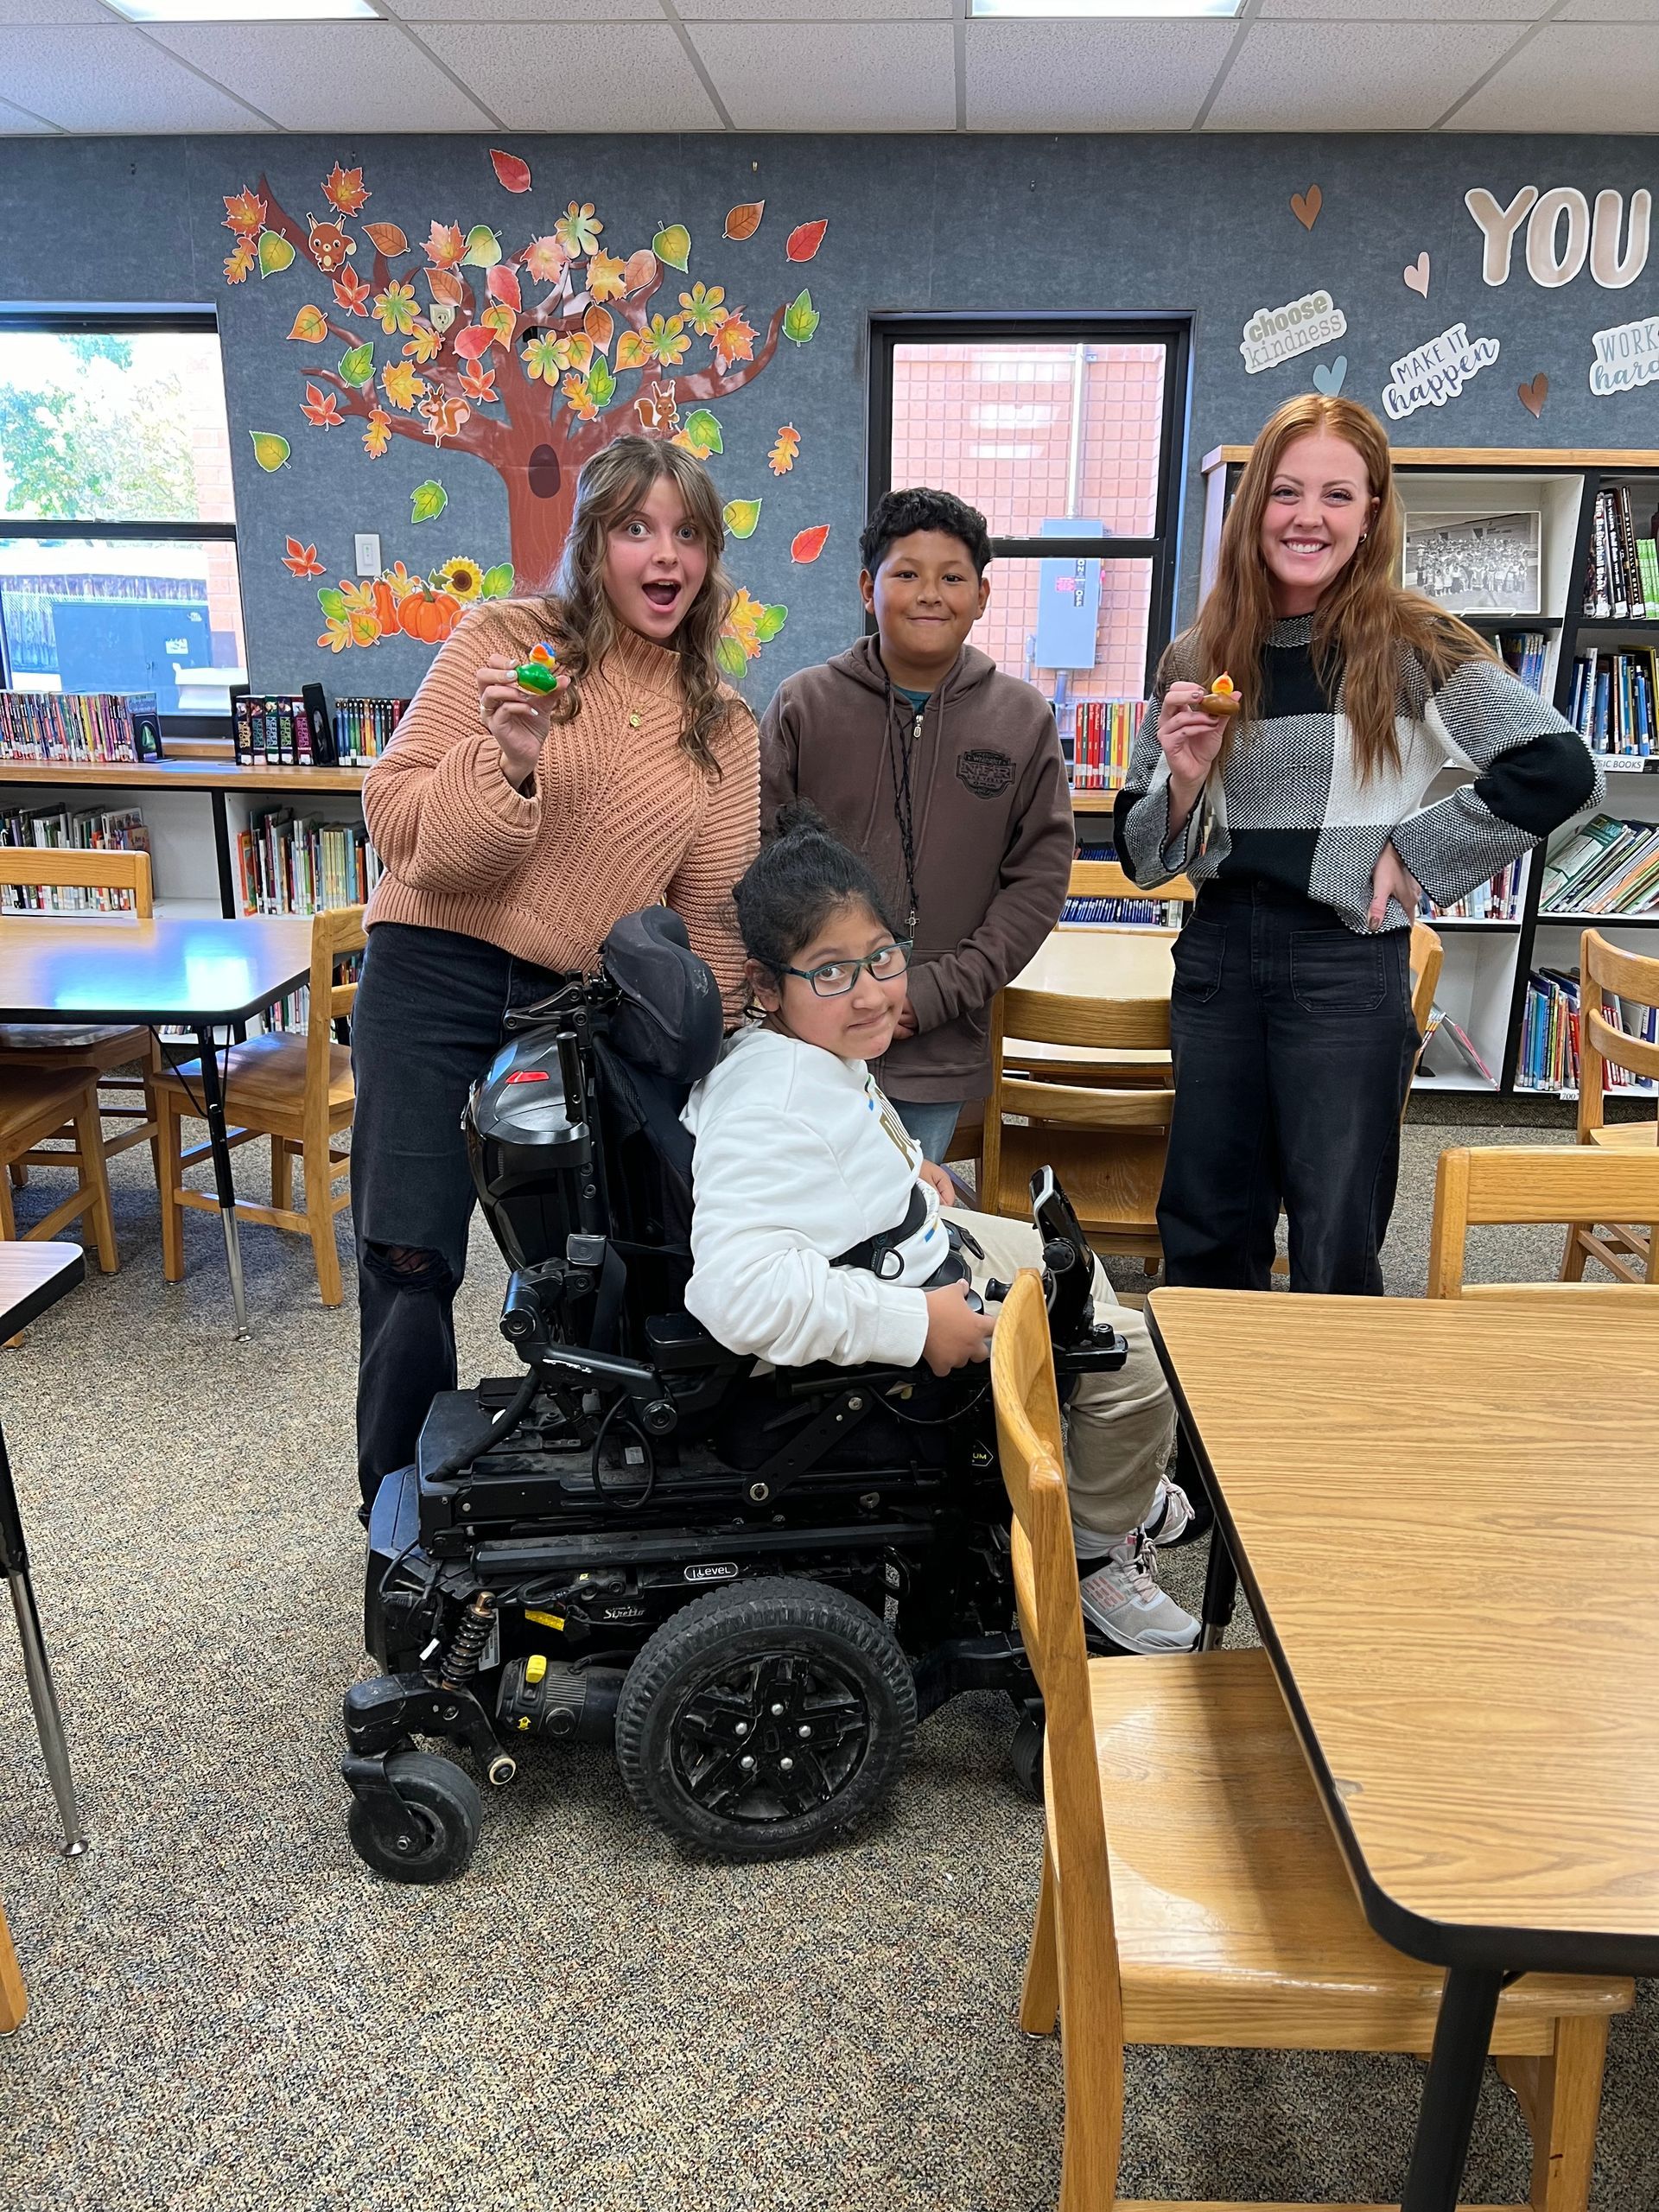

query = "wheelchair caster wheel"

[1007,1713,1045,1803]
[614,1577,917,1861]
[346,1750,483,1885]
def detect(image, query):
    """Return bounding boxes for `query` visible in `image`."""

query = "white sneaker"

[1077,1532,1200,1656]
[1140,1474,1195,1548]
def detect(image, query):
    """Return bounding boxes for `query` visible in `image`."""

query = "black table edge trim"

[0,1247,86,1339]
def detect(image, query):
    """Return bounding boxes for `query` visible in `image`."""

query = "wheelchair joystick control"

[1041,1237,1077,1274]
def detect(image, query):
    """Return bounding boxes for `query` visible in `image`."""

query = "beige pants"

[943,1206,1177,1553]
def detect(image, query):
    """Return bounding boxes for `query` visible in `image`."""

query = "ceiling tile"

[1204,19,1524,128]
[677,0,950,16]
[0,0,111,19]
[0,24,270,130]
[1260,0,1546,16]
[1451,20,1659,124]
[384,0,663,18]
[148,20,495,130]
[413,18,722,129]
[1557,0,1659,16]
[0,92,59,130]
[965,19,1236,129]
[690,19,953,126]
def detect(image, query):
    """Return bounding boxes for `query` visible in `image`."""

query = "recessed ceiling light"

[971,0,1241,16]
[107,0,378,22]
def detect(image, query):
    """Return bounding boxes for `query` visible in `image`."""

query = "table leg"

[1198,1522,1237,1650]
[193,1021,250,1339]
[0,1422,87,1858]
[1400,1965,1505,2211]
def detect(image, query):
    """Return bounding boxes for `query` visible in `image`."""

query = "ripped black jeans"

[351,921,569,1508]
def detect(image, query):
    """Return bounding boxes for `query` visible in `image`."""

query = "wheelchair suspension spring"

[440,1591,497,1689]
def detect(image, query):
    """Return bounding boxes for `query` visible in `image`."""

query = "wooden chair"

[1430,1143,1659,1305]
[988,1266,1632,2212]
[153,906,362,1306]
[1,1894,26,2033]
[0,848,162,1187]
[0,1066,118,1274]
[982,984,1173,1263]
[1065,858,1196,908]
[1560,930,1659,1286]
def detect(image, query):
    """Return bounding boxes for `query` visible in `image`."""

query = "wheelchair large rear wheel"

[614,1577,917,1860]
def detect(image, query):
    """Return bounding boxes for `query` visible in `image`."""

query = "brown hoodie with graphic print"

[760,636,1074,1103]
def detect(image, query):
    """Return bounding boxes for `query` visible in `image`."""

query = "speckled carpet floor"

[1,1118,1654,2212]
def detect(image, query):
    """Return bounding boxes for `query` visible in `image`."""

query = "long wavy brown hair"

[1173,394,1497,779]
[538,435,737,777]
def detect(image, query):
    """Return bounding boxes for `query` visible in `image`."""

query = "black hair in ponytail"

[733,802,906,979]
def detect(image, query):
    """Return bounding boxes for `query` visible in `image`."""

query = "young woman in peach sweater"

[352,436,759,1511]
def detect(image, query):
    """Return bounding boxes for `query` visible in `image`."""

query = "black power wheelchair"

[343,909,1128,1881]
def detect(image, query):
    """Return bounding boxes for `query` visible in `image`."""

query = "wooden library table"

[0,913,314,1336]
[1146,1287,1659,2212]
[0,1243,88,1875]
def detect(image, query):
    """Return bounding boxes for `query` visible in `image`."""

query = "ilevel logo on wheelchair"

[341,910,1127,1882]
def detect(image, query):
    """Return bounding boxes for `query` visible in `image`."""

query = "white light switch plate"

[354,532,381,576]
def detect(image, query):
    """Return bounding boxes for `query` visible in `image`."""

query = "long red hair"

[1172,395,1497,779]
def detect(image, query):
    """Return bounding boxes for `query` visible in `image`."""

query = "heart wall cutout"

[1517,372,1548,418]
[1404,253,1431,297]
[1312,355,1348,396]
[1291,185,1323,231]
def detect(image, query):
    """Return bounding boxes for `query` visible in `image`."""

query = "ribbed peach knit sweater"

[363,602,759,1014]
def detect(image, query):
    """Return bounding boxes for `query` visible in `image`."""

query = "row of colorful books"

[1494,631,1551,697]
[1065,699,1143,791]
[1516,966,1659,1093]
[1061,843,1183,928]
[333,696,410,767]
[264,956,364,1037]
[1580,486,1659,621]
[1567,648,1657,760]
[0,690,162,766]
[1425,860,1525,923]
[231,690,410,769]
[236,808,384,918]
[1539,813,1659,918]
[0,804,149,912]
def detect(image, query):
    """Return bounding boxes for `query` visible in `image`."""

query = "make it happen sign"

[1240,289,1348,374]
[1382,321,1501,419]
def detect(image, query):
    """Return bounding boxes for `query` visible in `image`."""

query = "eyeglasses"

[781,941,912,998]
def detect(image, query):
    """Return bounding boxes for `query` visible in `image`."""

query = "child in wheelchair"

[683,804,1200,1656]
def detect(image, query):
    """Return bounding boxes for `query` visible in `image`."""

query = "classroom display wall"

[3,131,1657,706]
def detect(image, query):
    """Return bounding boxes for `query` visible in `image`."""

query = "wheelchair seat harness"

[830,1183,974,1292]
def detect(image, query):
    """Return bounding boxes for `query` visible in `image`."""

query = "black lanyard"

[887,696,921,938]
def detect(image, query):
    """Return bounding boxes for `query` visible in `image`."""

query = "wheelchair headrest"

[600,906,724,1086]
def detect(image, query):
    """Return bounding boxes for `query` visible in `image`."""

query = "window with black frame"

[0,311,246,730]
[868,317,1189,785]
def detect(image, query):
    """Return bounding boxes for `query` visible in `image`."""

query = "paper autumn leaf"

[652,223,691,273]
[635,381,679,435]
[339,577,378,618]
[613,331,651,373]
[224,239,256,285]
[453,323,494,363]
[382,361,426,410]
[522,236,567,286]
[521,334,562,385]
[478,302,516,351]
[791,524,830,564]
[768,423,800,476]
[755,603,788,645]
[404,322,443,365]
[282,538,327,579]
[723,200,764,242]
[428,267,466,308]
[302,383,344,429]
[586,251,626,303]
[715,634,747,681]
[785,219,827,263]
[490,148,533,194]
[288,304,329,343]
[337,341,376,386]
[363,221,408,257]
[481,563,514,600]
[373,280,418,334]
[562,372,601,423]
[584,305,613,353]
[587,355,616,407]
[324,163,370,217]
[713,311,756,368]
[556,201,602,258]
[622,248,658,296]
[486,263,522,314]
[722,498,761,539]
[419,393,470,444]
[425,220,465,269]
[334,269,372,317]
[223,188,265,236]
[555,334,594,375]
[642,314,690,367]
[678,283,727,335]
[363,408,392,457]
[250,430,290,472]
[782,289,820,346]
[257,229,296,279]
[459,359,499,404]
[462,225,501,269]
[319,613,354,654]
[410,479,448,524]
[680,406,722,455]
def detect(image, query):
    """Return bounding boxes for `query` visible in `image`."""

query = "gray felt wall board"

[0,131,1655,710]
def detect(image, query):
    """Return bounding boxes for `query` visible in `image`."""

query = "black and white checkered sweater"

[1114,615,1603,933]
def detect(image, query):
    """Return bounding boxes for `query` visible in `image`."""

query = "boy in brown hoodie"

[760,486,1075,1160]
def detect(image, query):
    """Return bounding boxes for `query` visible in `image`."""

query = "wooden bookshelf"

[0,760,367,794]
[1198,445,1659,1097]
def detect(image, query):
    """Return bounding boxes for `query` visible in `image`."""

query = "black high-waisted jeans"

[350,921,568,1507]
[1158,879,1420,1295]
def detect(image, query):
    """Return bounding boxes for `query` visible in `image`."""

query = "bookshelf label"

[1239,289,1347,375]
[1589,315,1659,397]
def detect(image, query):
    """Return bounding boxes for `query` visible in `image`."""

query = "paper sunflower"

[434,556,484,602]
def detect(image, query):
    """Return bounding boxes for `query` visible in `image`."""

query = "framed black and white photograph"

[1402,509,1542,616]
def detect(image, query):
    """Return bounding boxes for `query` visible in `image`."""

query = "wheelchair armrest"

[645,1311,730,1373]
